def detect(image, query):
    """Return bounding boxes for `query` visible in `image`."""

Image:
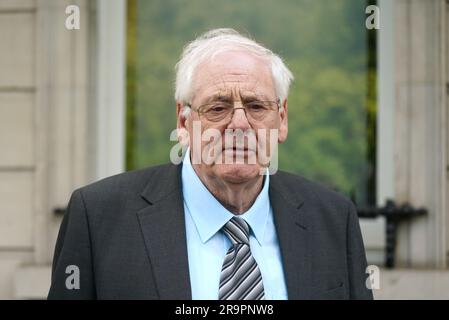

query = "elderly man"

[48,29,372,300]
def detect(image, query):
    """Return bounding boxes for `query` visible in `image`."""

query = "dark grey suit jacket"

[48,163,373,300]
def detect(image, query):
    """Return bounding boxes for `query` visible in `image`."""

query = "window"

[126,0,377,206]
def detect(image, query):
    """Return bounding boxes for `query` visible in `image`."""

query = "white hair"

[175,28,294,113]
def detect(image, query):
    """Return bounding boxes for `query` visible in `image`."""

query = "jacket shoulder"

[272,170,353,207]
[76,163,179,202]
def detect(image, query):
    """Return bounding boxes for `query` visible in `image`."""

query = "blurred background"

[0,0,447,299]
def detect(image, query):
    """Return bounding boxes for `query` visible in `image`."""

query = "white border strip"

[377,0,395,204]
[360,0,393,257]
[96,0,126,180]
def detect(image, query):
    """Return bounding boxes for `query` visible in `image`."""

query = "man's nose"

[228,103,251,130]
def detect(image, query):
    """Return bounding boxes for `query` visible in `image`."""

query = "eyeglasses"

[186,99,280,123]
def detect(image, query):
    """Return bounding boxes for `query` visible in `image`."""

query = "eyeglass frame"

[184,98,282,123]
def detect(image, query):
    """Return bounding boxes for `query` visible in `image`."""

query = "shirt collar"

[181,149,270,245]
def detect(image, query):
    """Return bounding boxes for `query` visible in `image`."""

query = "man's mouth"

[222,147,256,158]
[222,147,256,154]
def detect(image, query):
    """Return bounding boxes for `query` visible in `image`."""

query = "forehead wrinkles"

[192,57,275,103]
[215,73,261,95]
[201,72,268,99]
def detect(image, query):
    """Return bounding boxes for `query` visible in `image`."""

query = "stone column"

[393,0,448,268]
[14,0,95,299]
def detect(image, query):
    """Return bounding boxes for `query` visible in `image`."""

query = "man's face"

[177,50,288,184]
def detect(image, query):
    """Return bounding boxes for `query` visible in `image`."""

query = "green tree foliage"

[126,0,376,205]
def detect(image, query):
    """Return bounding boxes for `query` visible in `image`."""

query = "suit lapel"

[269,174,312,299]
[135,164,312,300]
[136,164,192,299]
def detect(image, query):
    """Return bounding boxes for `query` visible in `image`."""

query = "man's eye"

[209,105,228,112]
[247,103,265,111]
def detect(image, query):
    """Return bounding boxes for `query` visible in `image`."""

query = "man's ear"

[176,101,190,146]
[177,101,189,129]
[278,99,288,143]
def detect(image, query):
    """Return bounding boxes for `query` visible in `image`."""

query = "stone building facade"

[0,0,447,299]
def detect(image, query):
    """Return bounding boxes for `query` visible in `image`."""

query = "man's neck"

[192,164,264,215]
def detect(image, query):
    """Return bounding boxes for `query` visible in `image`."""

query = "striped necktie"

[218,217,265,300]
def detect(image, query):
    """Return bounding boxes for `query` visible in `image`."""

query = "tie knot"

[222,217,250,245]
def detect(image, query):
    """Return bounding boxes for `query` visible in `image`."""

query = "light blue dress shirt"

[182,151,288,300]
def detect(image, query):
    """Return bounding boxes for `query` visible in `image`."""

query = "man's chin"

[213,163,261,183]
